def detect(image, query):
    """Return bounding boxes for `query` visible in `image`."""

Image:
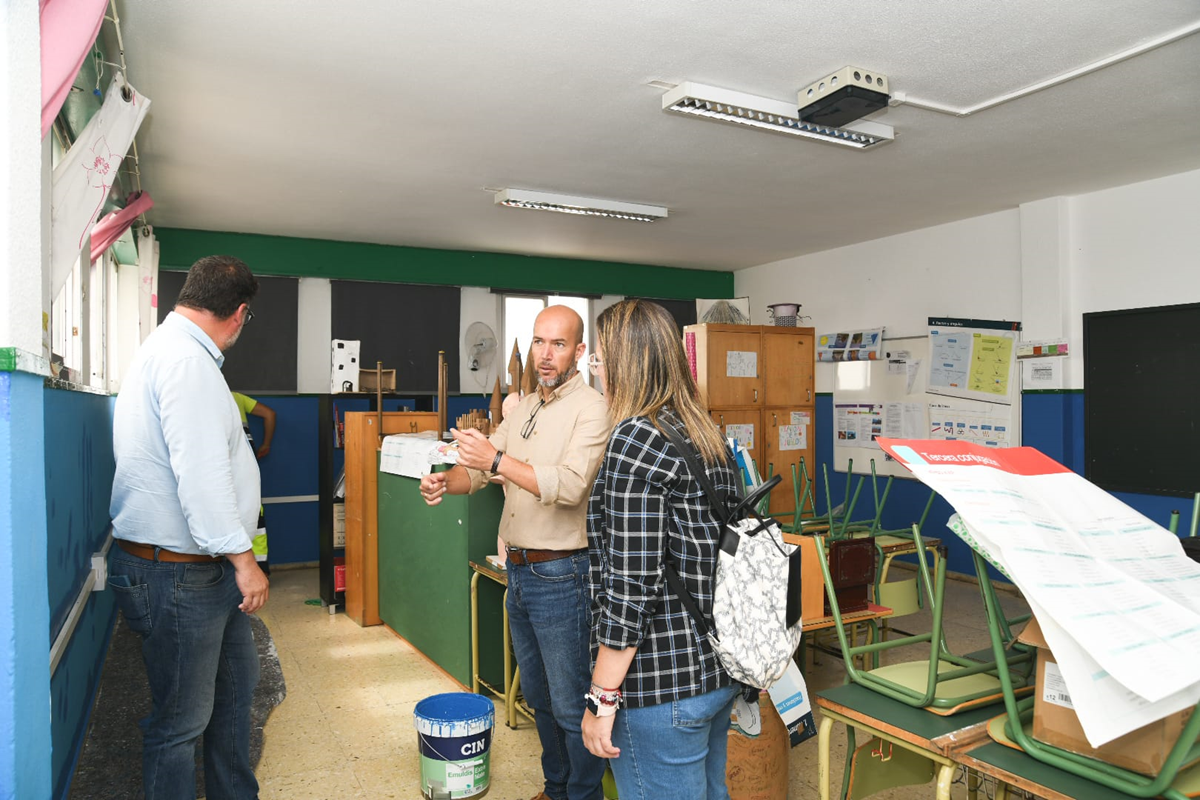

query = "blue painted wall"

[44,387,116,800]
[0,371,51,800]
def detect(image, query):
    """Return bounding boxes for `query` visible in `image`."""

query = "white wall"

[459,286,502,396]
[1063,168,1200,385]
[296,277,333,393]
[735,211,1023,392]
[0,0,46,356]
[734,168,1200,393]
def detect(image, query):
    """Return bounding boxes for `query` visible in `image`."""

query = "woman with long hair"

[580,299,744,800]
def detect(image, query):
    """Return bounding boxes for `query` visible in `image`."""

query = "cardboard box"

[1018,617,1195,776]
[358,368,396,392]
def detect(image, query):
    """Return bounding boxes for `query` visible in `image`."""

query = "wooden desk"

[468,560,533,729]
[949,715,1200,800]
[815,683,1001,800]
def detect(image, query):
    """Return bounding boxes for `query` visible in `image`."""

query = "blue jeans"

[609,684,739,800]
[506,552,605,800]
[109,548,260,800]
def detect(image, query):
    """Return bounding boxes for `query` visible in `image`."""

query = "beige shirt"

[467,371,611,550]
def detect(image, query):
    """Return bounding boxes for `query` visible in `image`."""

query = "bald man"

[421,305,611,800]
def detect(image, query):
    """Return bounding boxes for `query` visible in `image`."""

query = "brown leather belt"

[118,540,223,563]
[505,547,585,566]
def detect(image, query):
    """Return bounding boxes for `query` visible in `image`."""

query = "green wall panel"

[155,228,734,300]
[377,471,506,687]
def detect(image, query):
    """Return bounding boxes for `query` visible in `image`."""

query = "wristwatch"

[585,693,618,717]
[491,450,504,473]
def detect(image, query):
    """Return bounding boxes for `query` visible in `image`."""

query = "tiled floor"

[255,566,1030,799]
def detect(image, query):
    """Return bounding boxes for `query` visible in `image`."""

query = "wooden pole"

[375,361,384,444]
[490,376,504,426]
[437,350,447,440]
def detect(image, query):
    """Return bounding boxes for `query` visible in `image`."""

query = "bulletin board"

[831,333,1022,478]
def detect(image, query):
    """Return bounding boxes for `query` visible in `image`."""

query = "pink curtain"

[90,191,154,262]
[41,0,110,138]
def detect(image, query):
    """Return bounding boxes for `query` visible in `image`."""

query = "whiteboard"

[831,336,1022,478]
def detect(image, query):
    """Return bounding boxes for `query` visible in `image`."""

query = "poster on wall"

[817,328,885,362]
[927,317,1021,405]
[834,403,883,449]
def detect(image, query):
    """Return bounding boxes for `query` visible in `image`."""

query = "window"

[502,294,592,386]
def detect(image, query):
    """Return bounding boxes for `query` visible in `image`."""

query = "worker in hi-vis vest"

[232,392,276,574]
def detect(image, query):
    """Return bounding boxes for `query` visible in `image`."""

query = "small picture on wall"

[697,297,752,325]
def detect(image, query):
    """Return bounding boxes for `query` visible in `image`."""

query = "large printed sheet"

[878,438,1200,746]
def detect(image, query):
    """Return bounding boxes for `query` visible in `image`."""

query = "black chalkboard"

[331,280,460,393]
[1084,302,1200,496]
[157,272,299,392]
[629,297,697,335]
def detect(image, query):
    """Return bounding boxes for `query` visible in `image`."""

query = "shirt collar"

[164,311,225,368]
[538,369,585,404]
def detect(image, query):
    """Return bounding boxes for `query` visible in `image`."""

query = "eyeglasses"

[587,353,604,376]
[520,398,546,439]
[243,307,255,324]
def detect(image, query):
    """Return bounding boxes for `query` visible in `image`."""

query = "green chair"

[973,548,1200,800]
[816,524,1035,716]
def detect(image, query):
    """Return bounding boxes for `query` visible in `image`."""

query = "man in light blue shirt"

[109,255,269,800]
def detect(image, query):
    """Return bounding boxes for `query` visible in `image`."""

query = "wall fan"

[464,322,498,387]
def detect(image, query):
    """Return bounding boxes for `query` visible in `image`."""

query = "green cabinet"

[377,469,506,687]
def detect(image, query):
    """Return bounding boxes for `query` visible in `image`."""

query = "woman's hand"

[581,710,620,758]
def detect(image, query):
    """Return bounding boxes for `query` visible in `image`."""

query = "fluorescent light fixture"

[662,81,894,150]
[494,188,668,222]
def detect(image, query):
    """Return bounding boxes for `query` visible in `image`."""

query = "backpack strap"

[660,421,733,641]
[661,423,732,526]
[662,562,713,639]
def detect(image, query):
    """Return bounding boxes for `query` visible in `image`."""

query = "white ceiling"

[114,1,1200,272]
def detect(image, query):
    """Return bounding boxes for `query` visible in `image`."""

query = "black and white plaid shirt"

[586,411,741,708]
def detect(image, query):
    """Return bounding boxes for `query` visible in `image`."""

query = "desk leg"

[935,763,954,800]
[502,588,515,729]
[966,768,979,800]
[470,572,481,694]
[817,715,834,800]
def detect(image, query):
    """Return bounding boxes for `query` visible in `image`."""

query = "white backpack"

[662,427,805,690]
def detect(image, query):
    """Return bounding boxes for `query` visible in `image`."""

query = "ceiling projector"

[798,67,890,128]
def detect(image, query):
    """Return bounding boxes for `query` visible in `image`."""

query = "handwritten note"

[726,424,754,450]
[726,351,757,378]
[779,424,806,451]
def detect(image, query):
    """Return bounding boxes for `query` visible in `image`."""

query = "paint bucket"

[414,692,494,799]
[766,303,801,327]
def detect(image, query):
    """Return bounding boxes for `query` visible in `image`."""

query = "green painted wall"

[156,228,734,300]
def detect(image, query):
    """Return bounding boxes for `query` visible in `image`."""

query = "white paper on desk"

[878,438,1200,745]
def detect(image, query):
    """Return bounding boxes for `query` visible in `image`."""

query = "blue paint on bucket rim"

[414,692,494,738]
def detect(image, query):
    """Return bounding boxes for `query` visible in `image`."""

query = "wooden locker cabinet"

[762,327,815,407]
[691,326,764,407]
[711,408,762,472]
[686,324,816,518]
[763,405,815,517]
